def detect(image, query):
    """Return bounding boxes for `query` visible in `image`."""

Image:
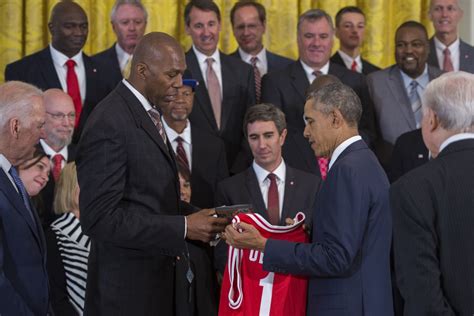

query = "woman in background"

[45,162,89,316]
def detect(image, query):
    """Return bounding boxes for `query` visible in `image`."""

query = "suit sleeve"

[388,137,405,183]
[263,164,370,277]
[390,181,456,315]
[0,210,35,315]
[4,63,21,81]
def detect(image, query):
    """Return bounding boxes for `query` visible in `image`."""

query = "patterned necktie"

[205,58,222,129]
[148,108,168,145]
[52,154,64,182]
[267,173,279,225]
[317,157,329,180]
[9,166,35,221]
[250,56,262,103]
[122,55,133,78]
[409,81,422,128]
[312,70,322,82]
[175,136,190,171]
[351,60,358,72]
[65,59,82,127]
[443,48,454,72]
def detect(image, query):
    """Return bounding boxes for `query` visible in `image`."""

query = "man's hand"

[285,217,311,235]
[186,209,229,243]
[222,222,267,251]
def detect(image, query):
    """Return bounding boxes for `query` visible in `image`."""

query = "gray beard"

[46,133,72,150]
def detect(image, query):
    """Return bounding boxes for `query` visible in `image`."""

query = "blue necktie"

[9,166,35,222]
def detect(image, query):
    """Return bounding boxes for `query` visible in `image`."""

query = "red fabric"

[219,212,308,316]
[52,154,64,182]
[266,173,279,225]
[317,157,329,180]
[443,48,454,72]
[351,60,358,72]
[175,136,189,171]
[65,59,82,127]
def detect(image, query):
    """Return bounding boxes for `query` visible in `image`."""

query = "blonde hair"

[53,162,79,215]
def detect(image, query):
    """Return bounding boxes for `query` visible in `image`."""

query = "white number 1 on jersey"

[259,272,275,316]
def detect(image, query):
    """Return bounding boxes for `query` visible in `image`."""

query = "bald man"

[76,32,229,315]
[5,1,116,144]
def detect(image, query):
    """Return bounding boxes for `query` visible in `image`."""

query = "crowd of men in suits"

[1,0,473,315]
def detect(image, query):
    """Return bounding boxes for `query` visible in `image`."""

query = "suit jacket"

[189,126,229,208]
[185,49,256,172]
[264,140,393,316]
[0,169,49,315]
[4,46,116,143]
[330,51,381,75]
[92,44,123,87]
[389,128,428,183]
[282,126,321,177]
[367,64,443,168]
[229,49,293,73]
[76,82,190,315]
[261,60,376,146]
[391,139,474,315]
[427,37,474,73]
[214,164,320,272]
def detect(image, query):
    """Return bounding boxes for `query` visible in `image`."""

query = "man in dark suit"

[37,89,77,228]
[0,81,49,315]
[427,0,474,73]
[160,77,228,209]
[391,71,474,315]
[229,1,292,102]
[331,6,380,75]
[367,21,443,168]
[215,103,320,272]
[225,83,393,315]
[261,9,376,147]
[4,1,115,144]
[93,0,148,85]
[184,0,256,173]
[76,32,228,315]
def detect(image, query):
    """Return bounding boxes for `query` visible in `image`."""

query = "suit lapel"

[388,66,416,129]
[459,40,474,73]
[290,61,309,102]
[83,53,98,103]
[219,53,235,133]
[39,47,62,89]
[428,38,440,68]
[245,168,268,220]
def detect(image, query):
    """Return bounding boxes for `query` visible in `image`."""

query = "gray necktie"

[409,80,422,128]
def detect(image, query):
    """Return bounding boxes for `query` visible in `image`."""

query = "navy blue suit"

[0,169,49,315]
[229,49,293,73]
[92,44,123,87]
[263,140,393,315]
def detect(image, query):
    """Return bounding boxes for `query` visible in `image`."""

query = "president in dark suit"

[76,32,228,315]
[92,0,148,85]
[225,83,393,315]
[215,103,320,272]
[331,6,380,75]
[261,9,375,146]
[0,81,49,315]
[4,2,115,144]
[391,71,474,315]
[427,0,474,73]
[184,0,256,173]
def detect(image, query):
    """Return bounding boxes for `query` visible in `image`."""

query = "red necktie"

[317,157,329,180]
[52,154,64,182]
[250,56,261,103]
[267,173,279,225]
[443,48,454,72]
[351,60,358,72]
[175,136,190,171]
[65,59,82,127]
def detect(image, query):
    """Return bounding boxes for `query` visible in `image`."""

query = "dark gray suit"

[427,37,474,73]
[92,44,123,87]
[229,49,293,73]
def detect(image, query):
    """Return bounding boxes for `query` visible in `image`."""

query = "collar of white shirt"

[193,45,221,68]
[300,60,330,83]
[337,50,362,72]
[434,36,460,71]
[49,44,83,69]
[162,118,192,145]
[252,159,286,185]
[439,133,474,153]
[122,79,153,112]
[238,47,268,75]
[115,43,132,72]
[40,139,69,162]
[328,135,362,170]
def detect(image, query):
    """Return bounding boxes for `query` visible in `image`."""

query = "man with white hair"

[391,71,474,315]
[0,81,49,315]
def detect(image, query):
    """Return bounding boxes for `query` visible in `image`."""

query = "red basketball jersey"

[219,212,309,316]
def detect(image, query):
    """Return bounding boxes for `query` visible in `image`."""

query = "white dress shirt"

[192,46,223,95]
[337,50,362,73]
[328,135,362,171]
[115,43,132,72]
[40,139,69,170]
[434,36,460,72]
[252,159,286,218]
[0,154,18,193]
[162,119,193,169]
[439,133,474,153]
[238,47,268,76]
[300,60,330,83]
[49,44,86,104]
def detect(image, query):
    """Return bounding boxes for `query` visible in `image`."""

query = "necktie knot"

[410,80,418,89]
[176,136,184,144]
[313,70,323,78]
[443,48,451,57]
[267,173,277,182]
[250,56,259,67]
[206,57,215,67]
[66,59,76,69]
[351,60,358,72]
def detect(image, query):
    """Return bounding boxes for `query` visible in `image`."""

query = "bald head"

[49,1,88,57]
[43,89,75,151]
[306,74,342,99]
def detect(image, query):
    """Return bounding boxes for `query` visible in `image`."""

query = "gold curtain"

[0,0,433,83]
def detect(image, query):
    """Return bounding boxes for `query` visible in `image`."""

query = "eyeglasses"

[46,112,76,121]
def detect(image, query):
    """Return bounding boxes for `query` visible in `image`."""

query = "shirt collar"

[162,118,192,145]
[300,59,330,82]
[434,36,460,52]
[399,64,430,90]
[122,78,153,112]
[252,159,286,185]
[40,139,69,161]
[328,135,362,170]
[49,44,83,68]
[0,154,12,175]
[115,42,132,69]
[439,133,474,153]
[238,47,267,64]
[337,50,362,69]
[193,45,220,66]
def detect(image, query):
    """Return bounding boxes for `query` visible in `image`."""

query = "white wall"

[459,0,474,45]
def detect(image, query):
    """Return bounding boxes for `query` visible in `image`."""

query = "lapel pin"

[93,68,97,73]
[290,181,294,185]
[418,154,424,159]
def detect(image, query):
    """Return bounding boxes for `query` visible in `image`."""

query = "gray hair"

[243,103,287,137]
[0,81,43,129]
[307,82,362,127]
[297,9,334,33]
[110,0,148,22]
[422,71,474,132]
